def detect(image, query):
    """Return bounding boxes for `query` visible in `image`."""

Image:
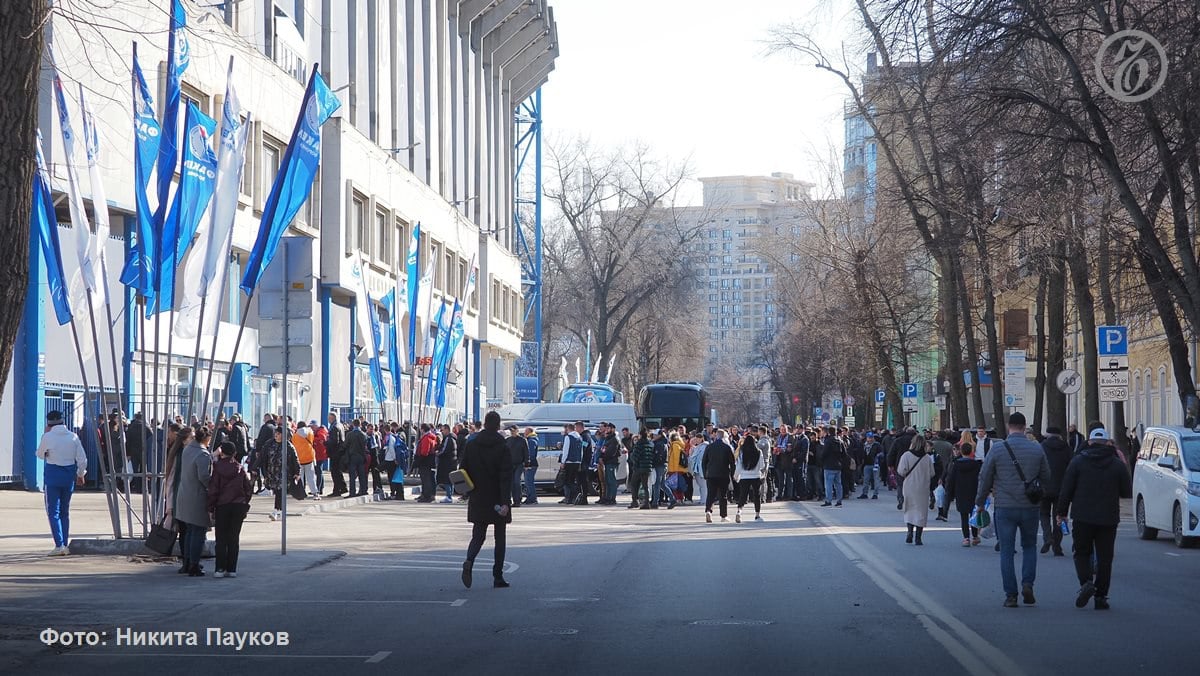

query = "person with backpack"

[735,430,767,523]
[650,430,675,509]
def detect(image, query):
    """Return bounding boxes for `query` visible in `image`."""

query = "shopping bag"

[934,485,947,509]
[450,469,474,495]
[391,466,405,484]
[969,505,991,529]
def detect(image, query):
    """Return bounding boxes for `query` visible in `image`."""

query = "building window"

[351,193,369,254]
[376,208,392,267]
[239,117,254,198]
[261,136,284,209]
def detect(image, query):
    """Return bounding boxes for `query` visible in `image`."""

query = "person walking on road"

[522,427,540,505]
[976,412,1052,608]
[689,433,709,506]
[1039,427,1072,556]
[460,411,513,589]
[859,433,881,499]
[897,435,935,545]
[1056,428,1132,610]
[37,411,88,556]
[945,442,983,546]
[703,430,736,523]
[504,425,527,508]
[735,431,767,523]
[207,441,252,578]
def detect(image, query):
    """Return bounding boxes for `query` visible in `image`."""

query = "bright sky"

[539,0,860,203]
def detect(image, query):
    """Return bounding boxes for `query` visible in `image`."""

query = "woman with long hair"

[897,435,935,545]
[734,429,767,523]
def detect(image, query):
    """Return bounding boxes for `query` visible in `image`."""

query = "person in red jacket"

[311,421,329,496]
[415,424,439,503]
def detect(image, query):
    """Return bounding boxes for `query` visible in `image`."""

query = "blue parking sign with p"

[902,383,918,398]
[875,389,885,403]
[1097,326,1128,356]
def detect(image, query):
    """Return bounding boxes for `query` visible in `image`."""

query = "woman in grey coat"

[175,426,214,577]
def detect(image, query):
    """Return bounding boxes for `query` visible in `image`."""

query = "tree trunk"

[954,264,986,426]
[1134,244,1198,432]
[936,251,970,426]
[1045,249,1068,431]
[1032,274,1048,433]
[0,1,47,402]
[1096,227,1127,452]
[1067,243,1101,427]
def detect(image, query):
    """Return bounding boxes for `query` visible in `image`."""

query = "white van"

[1133,426,1200,548]
[524,425,628,490]
[496,402,637,435]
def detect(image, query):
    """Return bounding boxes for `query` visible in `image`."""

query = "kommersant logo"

[1094,29,1167,103]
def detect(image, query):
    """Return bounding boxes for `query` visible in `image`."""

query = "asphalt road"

[1,488,1195,676]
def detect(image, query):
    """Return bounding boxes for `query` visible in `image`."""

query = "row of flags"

[32,0,474,411]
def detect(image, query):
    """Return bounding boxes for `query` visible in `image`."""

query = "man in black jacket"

[324,413,347,496]
[1056,428,1132,610]
[461,411,513,589]
[504,425,527,508]
[342,420,369,497]
[702,430,736,522]
[821,427,846,507]
[1039,427,1073,556]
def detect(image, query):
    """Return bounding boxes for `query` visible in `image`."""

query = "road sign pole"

[281,239,289,557]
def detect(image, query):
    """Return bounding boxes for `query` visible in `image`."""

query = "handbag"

[288,477,307,500]
[553,465,566,491]
[1001,441,1044,504]
[144,520,177,556]
[449,468,474,495]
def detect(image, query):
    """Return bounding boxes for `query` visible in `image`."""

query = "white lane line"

[337,561,519,573]
[451,599,467,607]
[1165,552,1182,557]
[802,504,1025,676]
[365,651,391,663]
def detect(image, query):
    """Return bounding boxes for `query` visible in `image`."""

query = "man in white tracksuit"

[36,410,88,556]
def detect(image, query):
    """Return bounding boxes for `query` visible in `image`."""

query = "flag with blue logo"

[240,65,340,294]
[120,43,161,296]
[435,256,476,407]
[152,0,189,239]
[80,85,113,307]
[33,131,73,325]
[150,102,217,316]
[425,301,452,407]
[382,288,403,400]
[405,221,421,367]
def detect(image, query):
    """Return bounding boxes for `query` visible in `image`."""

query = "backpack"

[653,440,668,466]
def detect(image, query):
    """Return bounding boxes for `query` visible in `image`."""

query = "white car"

[526,427,628,490]
[1133,426,1200,548]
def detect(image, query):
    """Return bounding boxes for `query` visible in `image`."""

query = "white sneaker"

[754,514,763,522]
[213,571,226,579]
[735,512,742,523]
[226,572,237,578]
[47,546,67,557]
[721,517,728,522]
[440,497,453,504]
[705,512,712,523]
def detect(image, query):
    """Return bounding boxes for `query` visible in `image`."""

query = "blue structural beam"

[18,216,46,490]
[513,89,544,393]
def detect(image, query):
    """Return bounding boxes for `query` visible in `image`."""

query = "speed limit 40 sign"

[1056,369,1082,395]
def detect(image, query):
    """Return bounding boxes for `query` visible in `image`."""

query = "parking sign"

[1097,326,1128,356]
[902,383,919,413]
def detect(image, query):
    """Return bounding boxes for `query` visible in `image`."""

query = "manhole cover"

[497,627,579,636]
[689,619,773,627]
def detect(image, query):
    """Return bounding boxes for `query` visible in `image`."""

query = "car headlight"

[1188,481,1200,497]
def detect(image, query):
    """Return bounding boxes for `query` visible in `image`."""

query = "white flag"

[603,351,617,384]
[413,262,435,361]
[176,59,249,340]
[352,254,375,354]
[51,69,98,296]
[589,352,603,383]
[79,86,110,306]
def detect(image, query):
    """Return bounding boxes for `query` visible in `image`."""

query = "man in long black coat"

[460,411,513,589]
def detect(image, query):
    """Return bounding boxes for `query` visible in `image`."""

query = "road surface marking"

[365,651,391,663]
[802,504,1025,676]
[1165,552,1182,557]
[451,599,468,607]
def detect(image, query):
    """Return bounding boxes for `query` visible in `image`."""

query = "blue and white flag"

[405,221,421,366]
[51,71,97,297]
[33,131,73,325]
[152,0,189,237]
[425,301,452,407]
[80,85,112,306]
[435,255,476,406]
[352,254,386,404]
[120,43,161,296]
[241,65,340,294]
[382,289,403,400]
[150,102,217,316]
[175,58,250,339]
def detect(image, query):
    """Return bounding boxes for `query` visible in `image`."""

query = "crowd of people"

[40,406,1134,608]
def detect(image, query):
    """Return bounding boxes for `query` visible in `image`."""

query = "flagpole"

[151,302,164,519]
[185,293,209,422]
[199,267,232,419]
[70,314,122,538]
[96,287,136,537]
[213,291,257,416]
[136,295,151,531]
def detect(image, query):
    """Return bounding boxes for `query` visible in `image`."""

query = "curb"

[299,492,384,515]
[68,538,215,558]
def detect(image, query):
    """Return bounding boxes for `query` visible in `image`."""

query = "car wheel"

[1173,504,1197,549]
[1136,497,1159,540]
